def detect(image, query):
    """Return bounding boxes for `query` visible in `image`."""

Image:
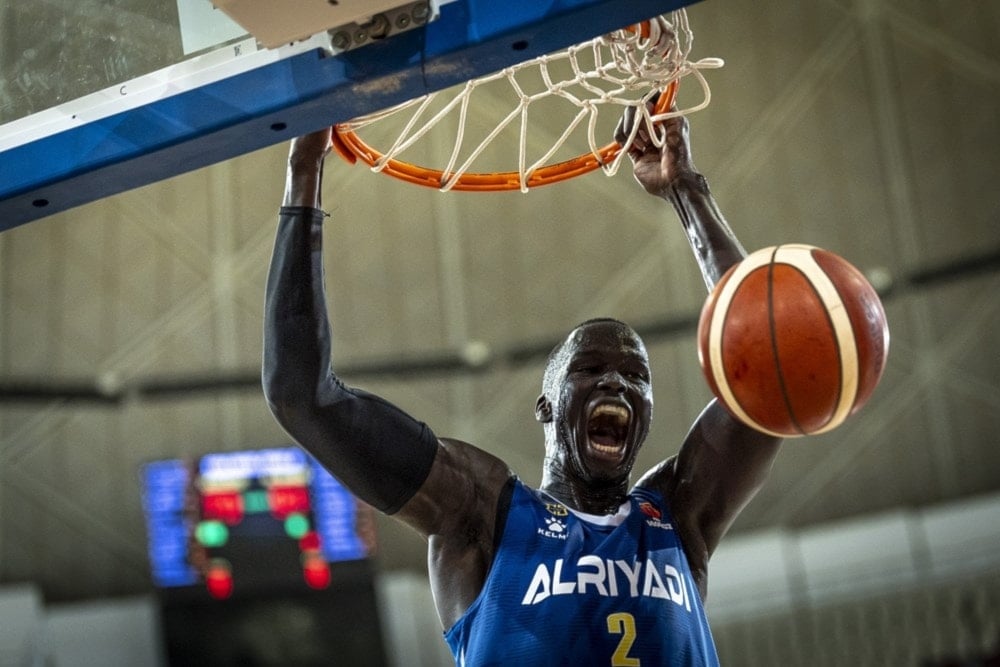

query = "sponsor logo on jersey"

[521,556,693,611]
[538,516,568,540]
[639,501,673,530]
[639,502,661,519]
[545,502,569,517]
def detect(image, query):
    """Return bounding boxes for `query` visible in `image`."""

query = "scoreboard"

[140,446,376,600]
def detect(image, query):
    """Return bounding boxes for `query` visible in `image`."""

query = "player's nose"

[597,370,626,393]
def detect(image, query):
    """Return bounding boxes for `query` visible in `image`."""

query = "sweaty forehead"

[542,321,647,393]
[567,322,646,357]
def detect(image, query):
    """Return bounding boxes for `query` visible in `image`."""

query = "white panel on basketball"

[706,247,776,435]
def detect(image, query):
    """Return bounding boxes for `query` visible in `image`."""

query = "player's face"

[549,322,653,482]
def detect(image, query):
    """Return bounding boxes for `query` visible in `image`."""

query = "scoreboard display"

[140,446,377,600]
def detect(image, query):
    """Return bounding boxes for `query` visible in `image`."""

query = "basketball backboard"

[0,0,694,232]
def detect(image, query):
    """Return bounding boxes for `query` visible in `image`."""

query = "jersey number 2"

[606,612,640,666]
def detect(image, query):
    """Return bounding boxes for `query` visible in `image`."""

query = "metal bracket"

[327,1,440,54]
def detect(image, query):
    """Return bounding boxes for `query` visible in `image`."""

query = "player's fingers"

[616,107,656,159]
[613,106,636,146]
[626,139,655,164]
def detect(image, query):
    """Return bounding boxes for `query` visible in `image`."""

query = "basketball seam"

[768,247,806,436]
[779,245,859,435]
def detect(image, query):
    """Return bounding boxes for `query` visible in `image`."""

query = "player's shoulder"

[436,436,512,478]
[397,436,514,538]
[634,454,679,500]
[429,436,516,510]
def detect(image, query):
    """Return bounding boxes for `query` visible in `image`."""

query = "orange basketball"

[697,245,889,437]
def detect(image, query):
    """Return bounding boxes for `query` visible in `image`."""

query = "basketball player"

[263,108,783,665]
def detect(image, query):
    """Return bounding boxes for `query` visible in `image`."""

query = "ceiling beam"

[0,246,995,404]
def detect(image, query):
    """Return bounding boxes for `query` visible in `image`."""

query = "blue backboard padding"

[0,0,693,231]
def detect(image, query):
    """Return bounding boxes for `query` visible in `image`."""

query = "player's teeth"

[590,440,623,454]
[592,404,628,423]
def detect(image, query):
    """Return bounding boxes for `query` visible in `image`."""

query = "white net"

[334,8,723,192]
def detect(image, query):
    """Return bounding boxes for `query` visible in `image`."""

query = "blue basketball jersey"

[444,480,720,666]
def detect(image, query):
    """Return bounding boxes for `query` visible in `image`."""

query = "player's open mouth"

[586,402,631,457]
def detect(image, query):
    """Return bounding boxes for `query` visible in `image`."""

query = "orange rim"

[332,78,678,192]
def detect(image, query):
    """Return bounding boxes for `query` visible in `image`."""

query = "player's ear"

[535,394,553,423]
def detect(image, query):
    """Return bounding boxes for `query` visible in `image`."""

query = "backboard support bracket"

[216,0,441,50]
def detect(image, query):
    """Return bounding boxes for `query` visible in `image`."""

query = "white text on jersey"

[521,556,693,611]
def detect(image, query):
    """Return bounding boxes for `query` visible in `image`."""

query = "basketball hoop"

[332,9,722,192]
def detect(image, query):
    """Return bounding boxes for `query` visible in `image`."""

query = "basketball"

[697,245,889,438]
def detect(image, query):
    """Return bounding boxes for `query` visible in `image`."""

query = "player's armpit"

[395,437,513,539]
[650,401,781,570]
[635,405,778,599]
[400,440,514,628]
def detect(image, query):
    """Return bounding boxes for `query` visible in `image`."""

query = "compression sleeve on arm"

[309,381,440,515]
[263,206,438,515]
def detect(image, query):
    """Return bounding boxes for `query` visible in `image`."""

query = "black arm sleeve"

[262,206,438,515]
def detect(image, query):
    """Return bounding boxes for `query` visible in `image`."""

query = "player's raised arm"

[619,109,782,588]
[617,106,746,289]
[262,130,514,628]
[262,128,442,519]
